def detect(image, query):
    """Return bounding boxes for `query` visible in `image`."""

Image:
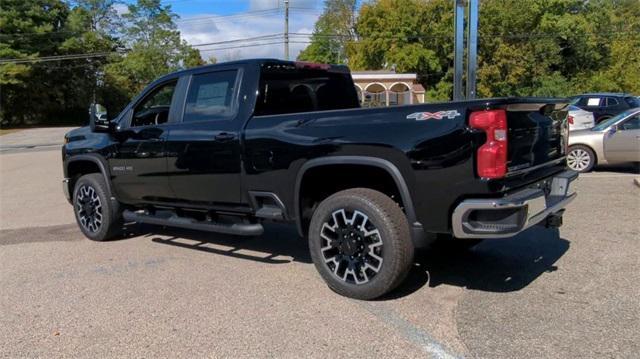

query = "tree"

[336,0,640,100]
[347,0,450,97]
[0,0,70,125]
[297,0,357,64]
[104,0,204,104]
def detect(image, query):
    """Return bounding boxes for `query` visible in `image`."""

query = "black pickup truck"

[62,59,577,299]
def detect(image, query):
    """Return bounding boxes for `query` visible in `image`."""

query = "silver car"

[567,105,595,131]
[567,108,640,172]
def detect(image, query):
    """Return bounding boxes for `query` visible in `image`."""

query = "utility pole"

[284,0,290,60]
[466,0,478,99]
[453,0,465,101]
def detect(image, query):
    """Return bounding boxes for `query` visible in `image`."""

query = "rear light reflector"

[567,115,574,125]
[470,109,508,179]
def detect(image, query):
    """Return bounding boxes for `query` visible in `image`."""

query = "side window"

[183,70,238,122]
[606,97,619,107]
[620,115,640,131]
[132,81,177,127]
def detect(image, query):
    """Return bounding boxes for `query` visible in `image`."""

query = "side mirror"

[89,103,111,132]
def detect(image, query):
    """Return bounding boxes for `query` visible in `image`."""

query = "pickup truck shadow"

[385,226,570,299]
[131,223,568,299]
[132,222,312,264]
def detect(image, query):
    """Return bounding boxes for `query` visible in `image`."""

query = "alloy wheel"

[567,148,591,172]
[75,185,103,233]
[319,209,384,285]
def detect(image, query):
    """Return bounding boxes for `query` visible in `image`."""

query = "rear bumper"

[452,170,578,239]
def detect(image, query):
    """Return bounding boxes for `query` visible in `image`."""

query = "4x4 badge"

[407,110,461,121]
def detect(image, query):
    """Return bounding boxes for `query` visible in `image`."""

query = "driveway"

[1,146,639,358]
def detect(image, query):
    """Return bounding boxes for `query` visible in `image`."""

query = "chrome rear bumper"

[452,170,578,239]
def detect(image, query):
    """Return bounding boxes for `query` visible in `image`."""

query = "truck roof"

[154,58,350,84]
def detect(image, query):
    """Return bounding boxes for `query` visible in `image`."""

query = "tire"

[596,115,611,124]
[72,173,123,241]
[567,145,596,173]
[308,188,414,300]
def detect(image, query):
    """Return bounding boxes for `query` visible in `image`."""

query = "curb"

[635,178,640,188]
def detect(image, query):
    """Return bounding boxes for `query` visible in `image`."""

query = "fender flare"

[293,156,420,240]
[65,154,118,200]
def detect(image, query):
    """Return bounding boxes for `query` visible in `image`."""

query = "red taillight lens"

[567,115,574,125]
[470,109,508,179]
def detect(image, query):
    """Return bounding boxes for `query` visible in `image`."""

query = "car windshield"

[592,108,640,131]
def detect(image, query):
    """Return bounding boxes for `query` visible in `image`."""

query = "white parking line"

[579,173,638,178]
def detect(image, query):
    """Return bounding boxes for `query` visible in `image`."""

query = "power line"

[0,52,114,64]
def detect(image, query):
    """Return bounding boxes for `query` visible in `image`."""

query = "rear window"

[254,62,360,116]
[625,97,640,107]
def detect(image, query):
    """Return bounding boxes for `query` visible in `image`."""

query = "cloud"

[178,10,320,62]
[112,3,129,16]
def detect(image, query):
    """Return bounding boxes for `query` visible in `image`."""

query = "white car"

[567,105,595,131]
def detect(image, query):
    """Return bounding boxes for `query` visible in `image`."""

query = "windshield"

[592,108,640,131]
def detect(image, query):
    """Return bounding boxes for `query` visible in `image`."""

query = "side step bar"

[122,210,264,236]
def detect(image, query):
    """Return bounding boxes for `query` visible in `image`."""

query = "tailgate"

[502,100,569,175]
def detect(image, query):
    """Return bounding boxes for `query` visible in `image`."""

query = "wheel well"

[67,160,102,193]
[298,164,405,236]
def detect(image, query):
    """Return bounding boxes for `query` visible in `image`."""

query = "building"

[351,70,426,107]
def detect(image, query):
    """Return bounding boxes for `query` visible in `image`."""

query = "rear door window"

[606,97,619,107]
[254,62,360,116]
[183,70,238,122]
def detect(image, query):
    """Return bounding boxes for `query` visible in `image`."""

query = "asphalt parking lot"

[1,135,639,358]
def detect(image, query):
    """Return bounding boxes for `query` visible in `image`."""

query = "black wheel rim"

[75,185,103,233]
[320,209,383,285]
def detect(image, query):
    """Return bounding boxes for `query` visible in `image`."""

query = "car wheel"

[596,115,611,124]
[567,145,596,173]
[308,188,414,300]
[73,173,123,241]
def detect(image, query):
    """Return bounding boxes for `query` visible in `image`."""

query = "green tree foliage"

[0,0,205,126]
[303,0,640,101]
[297,0,357,64]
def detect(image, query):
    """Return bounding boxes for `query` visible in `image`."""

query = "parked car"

[61,59,577,299]
[567,108,640,172]
[567,105,595,131]
[569,93,640,123]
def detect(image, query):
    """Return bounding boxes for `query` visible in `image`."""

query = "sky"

[119,0,327,62]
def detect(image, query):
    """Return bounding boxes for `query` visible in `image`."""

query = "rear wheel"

[73,173,123,241]
[567,145,596,173]
[308,188,414,300]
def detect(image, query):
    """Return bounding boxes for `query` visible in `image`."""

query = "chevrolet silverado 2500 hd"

[62,59,577,299]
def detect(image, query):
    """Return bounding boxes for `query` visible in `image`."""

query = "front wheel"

[567,145,596,173]
[308,188,414,300]
[73,173,123,241]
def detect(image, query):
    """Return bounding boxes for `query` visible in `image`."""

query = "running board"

[122,210,264,236]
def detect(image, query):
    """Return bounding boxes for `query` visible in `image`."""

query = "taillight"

[567,115,574,125]
[469,109,508,179]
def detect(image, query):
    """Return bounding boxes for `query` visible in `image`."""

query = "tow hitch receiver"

[544,209,564,228]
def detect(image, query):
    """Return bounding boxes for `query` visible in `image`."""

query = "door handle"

[214,132,235,141]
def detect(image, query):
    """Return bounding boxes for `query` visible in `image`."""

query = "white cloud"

[178,10,320,62]
[112,3,129,16]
